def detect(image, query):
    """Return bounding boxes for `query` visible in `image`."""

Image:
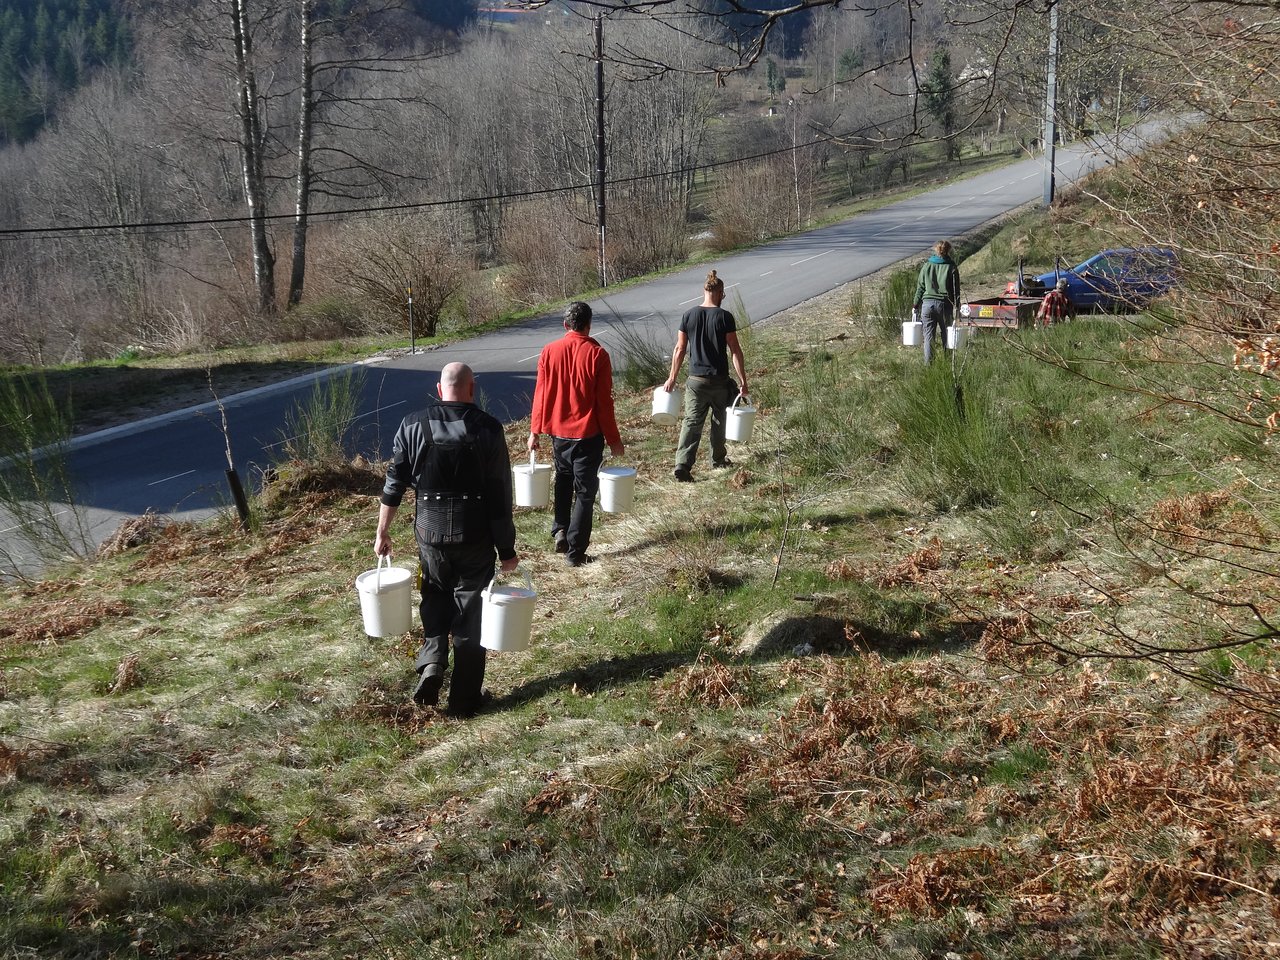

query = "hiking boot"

[712,458,734,469]
[412,670,442,707]
[553,530,569,553]
[673,467,694,482]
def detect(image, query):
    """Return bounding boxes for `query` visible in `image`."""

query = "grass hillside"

[2,210,1278,958]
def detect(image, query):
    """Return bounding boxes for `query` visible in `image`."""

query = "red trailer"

[957,295,1041,329]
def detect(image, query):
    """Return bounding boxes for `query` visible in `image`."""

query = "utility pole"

[595,13,607,288]
[1042,0,1060,206]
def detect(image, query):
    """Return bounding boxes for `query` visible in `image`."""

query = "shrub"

[610,312,672,392]
[275,295,370,342]
[498,199,595,305]
[339,214,471,339]
[872,267,918,337]
[275,369,366,467]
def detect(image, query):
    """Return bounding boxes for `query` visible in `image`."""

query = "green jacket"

[914,254,960,308]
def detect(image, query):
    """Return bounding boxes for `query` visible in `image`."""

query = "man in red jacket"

[528,302,625,567]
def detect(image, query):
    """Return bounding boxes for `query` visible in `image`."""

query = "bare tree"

[227,0,277,315]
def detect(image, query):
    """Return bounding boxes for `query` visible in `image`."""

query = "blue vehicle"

[1026,247,1178,312]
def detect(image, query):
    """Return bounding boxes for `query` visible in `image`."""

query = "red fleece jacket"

[530,331,622,446]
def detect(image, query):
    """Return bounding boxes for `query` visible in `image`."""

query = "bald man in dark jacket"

[376,362,518,717]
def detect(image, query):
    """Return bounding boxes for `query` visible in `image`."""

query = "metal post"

[595,14,607,288]
[407,279,415,355]
[1042,0,1060,206]
[1114,64,1124,156]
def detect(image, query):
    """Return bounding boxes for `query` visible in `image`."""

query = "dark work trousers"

[675,374,738,472]
[415,540,496,714]
[551,433,605,565]
[920,298,952,363]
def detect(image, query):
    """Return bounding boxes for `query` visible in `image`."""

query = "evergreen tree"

[0,0,132,144]
[922,45,959,161]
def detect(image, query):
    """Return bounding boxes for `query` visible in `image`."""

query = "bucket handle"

[375,553,393,590]
[730,392,752,410]
[483,565,534,601]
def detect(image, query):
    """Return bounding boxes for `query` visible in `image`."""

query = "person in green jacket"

[912,240,961,362]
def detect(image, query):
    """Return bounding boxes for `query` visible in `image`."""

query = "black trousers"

[551,433,605,564]
[415,540,496,713]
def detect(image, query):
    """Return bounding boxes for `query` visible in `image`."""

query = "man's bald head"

[438,362,475,402]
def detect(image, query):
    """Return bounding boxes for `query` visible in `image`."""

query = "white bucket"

[947,324,974,351]
[598,466,637,513]
[652,386,683,425]
[725,394,756,443]
[902,321,923,346]
[355,556,413,637]
[481,569,536,652]
[513,452,553,508]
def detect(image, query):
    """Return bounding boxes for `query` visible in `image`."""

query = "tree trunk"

[288,0,313,308]
[231,0,276,315]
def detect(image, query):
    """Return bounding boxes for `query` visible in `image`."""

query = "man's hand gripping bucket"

[724,393,756,443]
[513,451,553,508]
[480,567,537,652]
[355,555,414,637]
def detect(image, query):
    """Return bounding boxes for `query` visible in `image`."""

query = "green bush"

[873,267,918,337]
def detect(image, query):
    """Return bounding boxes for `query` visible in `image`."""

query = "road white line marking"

[760,271,773,277]
[149,470,196,486]
[634,312,655,320]
[679,297,699,305]
[790,250,831,266]
[518,354,540,363]
[1,509,68,534]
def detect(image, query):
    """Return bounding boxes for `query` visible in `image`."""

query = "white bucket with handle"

[652,386,683,425]
[513,452,553,508]
[947,324,974,351]
[725,394,756,443]
[902,321,923,346]
[598,466,637,513]
[355,555,413,637]
[481,568,537,652]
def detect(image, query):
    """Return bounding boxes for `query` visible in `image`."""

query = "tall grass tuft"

[783,348,880,479]
[277,369,365,466]
[0,371,91,574]
[608,309,671,392]
[893,357,1018,511]
[886,324,1163,555]
[873,266,918,337]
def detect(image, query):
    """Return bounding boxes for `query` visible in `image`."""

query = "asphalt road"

[2,132,1135,564]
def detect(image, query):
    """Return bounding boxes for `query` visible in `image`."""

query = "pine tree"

[922,45,959,161]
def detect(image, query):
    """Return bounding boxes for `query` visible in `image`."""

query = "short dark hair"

[564,301,592,332]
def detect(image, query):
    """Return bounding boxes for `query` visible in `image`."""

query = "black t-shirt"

[679,305,736,377]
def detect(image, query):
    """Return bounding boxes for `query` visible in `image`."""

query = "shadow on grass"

[494,612,988,712]
[7,876,280,959]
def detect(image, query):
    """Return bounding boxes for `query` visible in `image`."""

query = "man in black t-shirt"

[661,269,750,481]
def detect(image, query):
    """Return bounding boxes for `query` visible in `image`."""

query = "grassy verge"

[2,213,1277,958]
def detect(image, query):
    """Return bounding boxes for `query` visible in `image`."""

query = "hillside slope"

[2,234,1278,958]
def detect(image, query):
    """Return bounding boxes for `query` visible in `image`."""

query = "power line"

[0,126,852,242]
